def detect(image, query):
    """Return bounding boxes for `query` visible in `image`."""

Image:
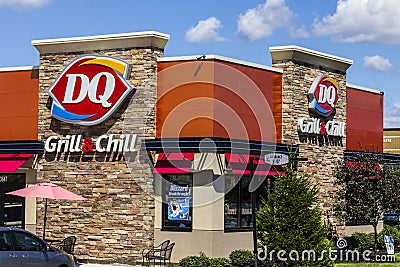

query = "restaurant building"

[384,128,400,155]
[0,30,387,264]
[0,66,43,232]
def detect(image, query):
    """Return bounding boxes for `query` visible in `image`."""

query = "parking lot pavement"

[79,264,139,267]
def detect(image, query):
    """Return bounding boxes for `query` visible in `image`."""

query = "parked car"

[0,227,76,267]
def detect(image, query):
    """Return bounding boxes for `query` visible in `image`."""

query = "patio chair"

[147,242,175,266]
[141,240,170,266]
[56,236,76,255]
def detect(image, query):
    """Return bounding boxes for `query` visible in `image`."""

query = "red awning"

[225,153,284,176]
[154,152,194,174]
[0,154,33,172]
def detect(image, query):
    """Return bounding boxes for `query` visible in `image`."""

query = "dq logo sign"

[308,75,339,117]
[48,55,134,126]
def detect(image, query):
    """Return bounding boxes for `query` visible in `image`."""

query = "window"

[224,175,270,231]
[1,173,26,228]
[162,174,192,231]
[14,232,43,251]
[0,231,13,251]
[225,175,252,230]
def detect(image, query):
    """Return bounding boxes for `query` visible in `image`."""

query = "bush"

[349,232,375,251]
[345,225,400,252]
[209,257,232,267]
[344,235,358,250]
[395,252,400,262]
[229,249,254,266]
[179,254,232,267]
[379,224,400,250]
[179,255,209,267]
[257,165,332,266]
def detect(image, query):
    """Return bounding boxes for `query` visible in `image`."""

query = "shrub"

[229,249,254,266]
[379,224,400,250]
[345,225,400,252]
[344,235,358,250]
[209,257,232,267]
[178,255,209,267]
[396,252,400,262]
[349,232,375,251]
[257,165,332,266]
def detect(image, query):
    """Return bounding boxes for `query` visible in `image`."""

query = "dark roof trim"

[384,128,400,131]
[344,150,400,163]
[0,140,44,154]
[142,137,300,157]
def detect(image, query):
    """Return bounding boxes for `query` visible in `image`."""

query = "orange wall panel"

[346,87,383,152]
[179,118,215,138]
[214,60,281,143]
[0,69,38,141]
[157,61,215,138]
[157,59,282,143]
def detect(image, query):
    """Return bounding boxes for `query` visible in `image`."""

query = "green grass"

[335,264,400,267]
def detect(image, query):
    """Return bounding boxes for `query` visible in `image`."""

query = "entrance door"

[0,174,26,228]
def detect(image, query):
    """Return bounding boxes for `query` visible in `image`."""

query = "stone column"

[270,46,353,235]
[33,31,169,263]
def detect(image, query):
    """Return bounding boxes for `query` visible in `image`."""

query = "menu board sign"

[167,183,190,221]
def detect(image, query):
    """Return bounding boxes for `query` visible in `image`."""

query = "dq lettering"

[318,84,337,107]
[62,72,115,108]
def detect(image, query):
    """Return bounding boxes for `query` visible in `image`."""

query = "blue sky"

[1,0,399,127]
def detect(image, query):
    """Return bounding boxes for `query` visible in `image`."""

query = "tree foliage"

[334,151,400,251]
[257,164,332,267]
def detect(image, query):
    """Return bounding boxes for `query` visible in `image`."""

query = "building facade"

[0,31,386,264]
[384,128,400,155]
[0,66,43,232]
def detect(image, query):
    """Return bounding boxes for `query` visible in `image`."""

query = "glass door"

[0,173,26,228]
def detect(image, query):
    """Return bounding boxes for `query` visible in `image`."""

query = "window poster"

[168,183,190,221]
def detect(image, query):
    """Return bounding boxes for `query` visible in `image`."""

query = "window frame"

[224,175,253,232]
[224,175,272,232]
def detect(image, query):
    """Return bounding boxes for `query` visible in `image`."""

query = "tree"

[334,151,400,253]
[256,164,332,267]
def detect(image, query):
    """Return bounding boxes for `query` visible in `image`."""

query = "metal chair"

[148,242,174,266]
[56,236,76,255]
[141,240,170,266]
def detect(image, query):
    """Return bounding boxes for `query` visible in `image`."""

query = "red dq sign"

[308,75,339,117]
[48,55,134,126]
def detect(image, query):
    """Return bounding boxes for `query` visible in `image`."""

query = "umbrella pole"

[43,198,48,240]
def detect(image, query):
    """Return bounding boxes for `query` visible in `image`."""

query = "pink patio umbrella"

[6,183,86,239]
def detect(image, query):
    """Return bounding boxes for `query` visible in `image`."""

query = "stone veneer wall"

[272,60,347,235]
[37,47,163,263]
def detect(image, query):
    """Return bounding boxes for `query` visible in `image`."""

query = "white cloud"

[385,103,400,128]
[185,17,225,43]
[237,0,295,42]
[363,55,392,72]
[289,25,310,38]
[313,0,400,44]
[0,0,50,9]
